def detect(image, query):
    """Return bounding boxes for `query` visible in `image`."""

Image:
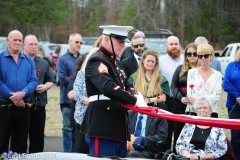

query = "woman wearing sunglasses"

[171,43,199,153]
[186,43,222,118]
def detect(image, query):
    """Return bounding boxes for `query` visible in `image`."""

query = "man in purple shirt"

[0,30,37,154]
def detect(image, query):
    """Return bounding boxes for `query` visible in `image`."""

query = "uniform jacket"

[128,110,168,153]
[81,46,137,142]
[176,123,227,158]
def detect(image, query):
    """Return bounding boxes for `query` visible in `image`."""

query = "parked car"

[215,43,240,76]
[0,36,8,53]
[82,37,98,46]
[125,29,183,56]
[145,38,170,55]
[55,44,93,85]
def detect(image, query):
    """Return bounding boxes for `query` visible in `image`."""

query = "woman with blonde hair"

[222,48,240,159]
[187,44,222,117]
[171,43,199,153]
[128,49,170,109]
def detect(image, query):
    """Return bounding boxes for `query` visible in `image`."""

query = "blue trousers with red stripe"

[85,135,127,158]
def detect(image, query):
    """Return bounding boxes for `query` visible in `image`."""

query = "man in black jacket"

[121,35,147,78]
[120,31,145,61]
[127,110,168,158]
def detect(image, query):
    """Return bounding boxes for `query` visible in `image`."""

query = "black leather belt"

[0,98,12,104]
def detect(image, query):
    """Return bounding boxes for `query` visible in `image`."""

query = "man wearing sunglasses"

[56,33,82,152]
[122,35,147,78]
[194,36,221,73]
[120,31,146,61]
[81,25,148,158]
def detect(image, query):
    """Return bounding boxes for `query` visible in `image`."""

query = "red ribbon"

[121,103,240,130]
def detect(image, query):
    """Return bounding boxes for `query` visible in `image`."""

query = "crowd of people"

[0,26,239,160]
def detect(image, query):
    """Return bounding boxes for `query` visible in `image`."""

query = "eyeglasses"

[186,52,197,57]
[75,41,83,45]
[197,54,211,59]
[133,43,144,48]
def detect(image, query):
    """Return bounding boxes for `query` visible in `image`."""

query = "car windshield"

[146,41,167,55]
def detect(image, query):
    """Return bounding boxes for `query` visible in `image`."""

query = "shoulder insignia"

[113,86,120,90]
[98,62,108,74]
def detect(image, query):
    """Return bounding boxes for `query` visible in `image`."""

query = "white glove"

[134,92,148,107]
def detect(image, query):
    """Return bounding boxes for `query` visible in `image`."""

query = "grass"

[45,85,62,137]
[45,85,231,138]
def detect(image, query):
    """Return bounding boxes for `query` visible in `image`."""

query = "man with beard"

[56,33,82,152]
[159,36,183,148]
[120,31,146,61]
[121,35,146,78]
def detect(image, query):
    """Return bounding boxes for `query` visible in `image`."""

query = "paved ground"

[43,136,63,152]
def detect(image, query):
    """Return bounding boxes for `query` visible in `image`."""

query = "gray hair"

[69,33,82,41]
[194,36,208,44]
[193,96,213,111]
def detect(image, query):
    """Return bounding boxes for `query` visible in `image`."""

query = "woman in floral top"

[176,96,227,159]
[187,44,222,117]
[72,47,98,153]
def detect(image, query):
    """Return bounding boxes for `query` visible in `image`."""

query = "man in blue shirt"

[56,33,82,152]
[0,30,37,154]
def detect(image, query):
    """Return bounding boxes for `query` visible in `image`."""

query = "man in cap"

[81,25,147,157]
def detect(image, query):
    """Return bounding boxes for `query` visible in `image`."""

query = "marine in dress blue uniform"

[81,25,146,158]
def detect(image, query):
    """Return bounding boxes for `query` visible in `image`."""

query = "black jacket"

[121,55,138,78]
[128,110,168,153]
[81,46,137,142]
[120,47,133,61]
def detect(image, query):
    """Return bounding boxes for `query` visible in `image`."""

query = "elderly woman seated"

[175,96,227,160]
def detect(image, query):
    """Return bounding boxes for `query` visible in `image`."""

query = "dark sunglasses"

[133,43,144,48]
[198,54,211,59]
[186,52,197,57]
[75,41,83,45]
